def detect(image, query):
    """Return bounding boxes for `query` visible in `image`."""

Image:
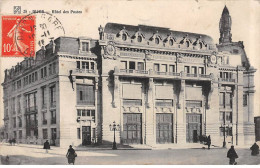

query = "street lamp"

[109,121,120,150]
[221,123,226,148]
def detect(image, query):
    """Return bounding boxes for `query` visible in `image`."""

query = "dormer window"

[155,37,159,44]
[137,35,142,42]
[199,42,203,49]
[186,41,189,48]
[122,33,127,41]
[169,39,174,46]
[82,42,89,52]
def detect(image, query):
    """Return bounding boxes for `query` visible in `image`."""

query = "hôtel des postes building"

[2,6,256,147]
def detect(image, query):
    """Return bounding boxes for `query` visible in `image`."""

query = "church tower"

[219,5,232,44]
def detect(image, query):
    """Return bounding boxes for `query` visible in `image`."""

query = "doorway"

[82,126,91,145]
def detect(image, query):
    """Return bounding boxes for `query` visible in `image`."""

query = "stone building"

[2,6,256,147]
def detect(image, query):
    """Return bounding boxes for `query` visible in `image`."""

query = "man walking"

[43,140,50,153]
[227,145,238,165]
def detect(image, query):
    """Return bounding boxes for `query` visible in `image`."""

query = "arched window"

[186,41,189,48]
[137,35,142,42]
[155,37,159,44]
[169,39,174,46]
[122,33,127,41]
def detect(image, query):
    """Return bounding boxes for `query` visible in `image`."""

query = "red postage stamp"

[1,15,36,57]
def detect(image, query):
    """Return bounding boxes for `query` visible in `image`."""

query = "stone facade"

[2,6,256,147]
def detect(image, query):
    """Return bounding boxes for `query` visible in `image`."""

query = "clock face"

[210,55,217,64]
[106,44,115,55]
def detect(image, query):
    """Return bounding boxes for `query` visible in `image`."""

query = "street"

[0,143,259,165]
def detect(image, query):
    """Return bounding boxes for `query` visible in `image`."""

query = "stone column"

[176,79,186,144]
[145,78,155,146]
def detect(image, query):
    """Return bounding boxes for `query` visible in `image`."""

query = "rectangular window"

[82,110,86,116]
[77,110,81,116]
[43,129,48,139]
[13,117,16,128]
[129,61,135,70]
[120,61,127,69]
[42,112,47,125]
[50,86,56,107]
[91,110,95,122]
[184,66,190,73]
[90,62,95,70]
[226,93,232,108]
[51,128,57,140]
[219,112,225,122]
[154,64,159,72]
[42,87,46,107]
[161,64,167,72]
[219,92,225,107]
[77,128,81,139]
[51,110,56,124]
[49,64,53,75]
[35,72,38,81]
[77,61,80,69]
[243,94,248,106]
[19,130,22,139]
[191,66,197,74]
[41,69,44,78]
[76,84,95,105]
[226,112,232,123]
[44,67,47,77]
[169,65,175,72]
[198,67,204,74]
[32,73,35,82]
[82,61,89,69]
[137,62,144,71]
[82,42,89,52]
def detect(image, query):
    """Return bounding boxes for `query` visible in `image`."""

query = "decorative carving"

[177,53,183,63]
[103,42,118,60]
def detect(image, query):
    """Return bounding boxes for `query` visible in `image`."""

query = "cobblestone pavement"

[0,143,259,165]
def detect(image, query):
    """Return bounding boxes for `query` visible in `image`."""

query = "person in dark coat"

[43,140,50,153]
[227,145,238,165]
[207,135,211,149]
[250,142,259,156]
[66,145,77,165]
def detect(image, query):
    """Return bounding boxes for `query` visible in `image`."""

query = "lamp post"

[221,123,226,148]
[109,121,120,150]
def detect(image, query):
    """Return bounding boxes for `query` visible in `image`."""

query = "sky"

[0,0,260,126]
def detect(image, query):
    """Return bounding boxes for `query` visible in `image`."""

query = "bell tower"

[219,6,232,44]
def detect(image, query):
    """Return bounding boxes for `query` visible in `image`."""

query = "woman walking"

[66,145,77,165]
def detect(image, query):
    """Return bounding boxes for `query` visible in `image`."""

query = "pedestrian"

[250,142,259,156]
[66,145,77,165]
[227,145,238,165]
[43,140,50,153]
[207,135,211,149]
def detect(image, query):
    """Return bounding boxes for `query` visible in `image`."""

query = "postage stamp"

[1,15,36,57]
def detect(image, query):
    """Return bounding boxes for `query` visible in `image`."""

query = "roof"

[222,5,229,15]
[104,22,215,45]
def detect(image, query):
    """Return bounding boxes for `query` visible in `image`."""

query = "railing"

[168,72,181,76]
[119,69,148,74]
[219,78,236,82]
[186,73,198,77]
[75,69,96,74]
[199,74,211,78]
[25,106,38,113]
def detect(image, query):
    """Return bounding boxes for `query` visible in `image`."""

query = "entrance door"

[186,114,202,143]
[122,113,142,144]
[156,113,173,144]
[82,126,91,145]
